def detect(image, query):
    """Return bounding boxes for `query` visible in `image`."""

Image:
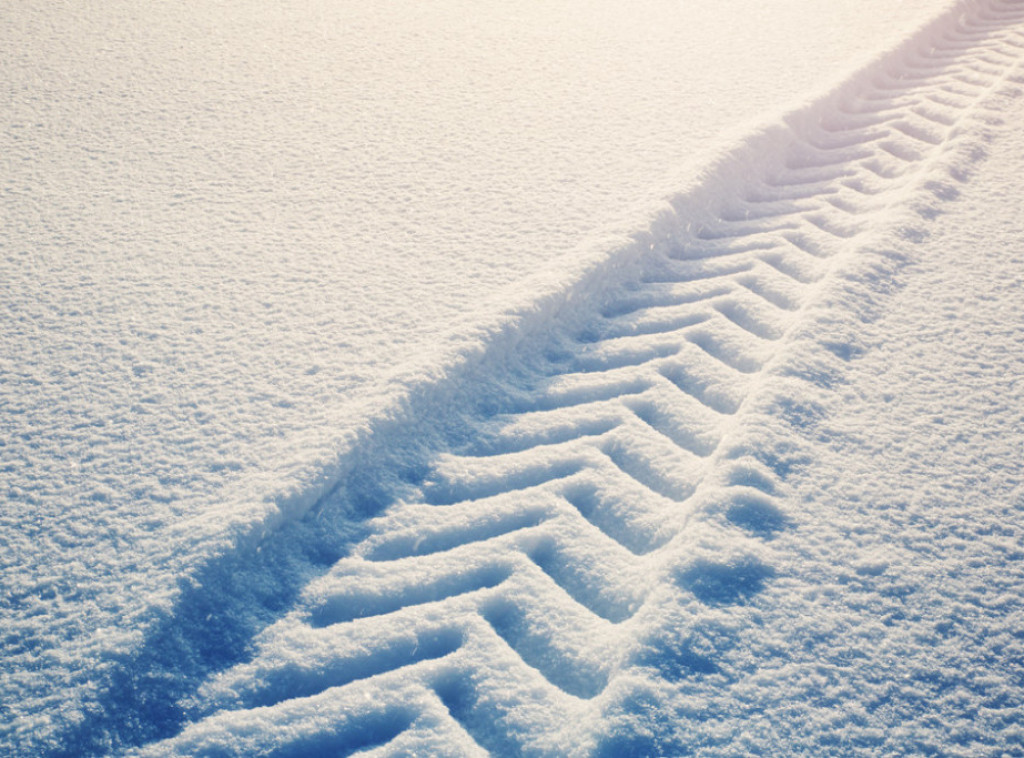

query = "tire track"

[126,1,1024,755]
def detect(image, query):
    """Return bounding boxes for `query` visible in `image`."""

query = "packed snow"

[3,0,1023,755]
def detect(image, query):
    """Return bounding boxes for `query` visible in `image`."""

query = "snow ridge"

[44,1,1024,755]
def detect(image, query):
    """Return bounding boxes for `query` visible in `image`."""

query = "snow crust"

[5,0,1024,755]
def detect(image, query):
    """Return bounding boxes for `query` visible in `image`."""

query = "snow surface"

[4,0,1024,755]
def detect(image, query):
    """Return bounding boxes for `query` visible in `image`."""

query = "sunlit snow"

[2,0,1023,755]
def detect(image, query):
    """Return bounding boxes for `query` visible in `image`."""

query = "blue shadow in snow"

[725,496,791,539]
[677,557,775,606]
[42,477,389,757]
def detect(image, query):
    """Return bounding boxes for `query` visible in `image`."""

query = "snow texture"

[4,0,1024,755]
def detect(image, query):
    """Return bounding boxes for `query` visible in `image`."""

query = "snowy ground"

[3,0,1024,755]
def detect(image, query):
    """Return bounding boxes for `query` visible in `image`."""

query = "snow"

[636,87,1024,754]
[4,0,1024,755]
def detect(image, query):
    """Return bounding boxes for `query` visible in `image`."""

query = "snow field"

[3,2,966,749]
[109,1,1024,755]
